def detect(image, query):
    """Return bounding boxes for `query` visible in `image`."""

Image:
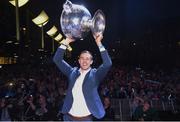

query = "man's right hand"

[61,37,75,46]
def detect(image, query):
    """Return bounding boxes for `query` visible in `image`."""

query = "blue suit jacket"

[53,47,112,119]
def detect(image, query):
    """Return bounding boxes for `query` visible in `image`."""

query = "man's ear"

[90,60,93,65]
[78,59,80,64]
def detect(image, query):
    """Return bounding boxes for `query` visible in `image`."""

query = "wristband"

[61,43,68,47]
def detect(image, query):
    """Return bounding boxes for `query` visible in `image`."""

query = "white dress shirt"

[69,68,91,117]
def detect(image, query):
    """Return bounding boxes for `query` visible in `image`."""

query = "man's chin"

[81,67,90,70]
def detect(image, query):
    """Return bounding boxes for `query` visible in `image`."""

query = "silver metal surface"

[60,0,106,39]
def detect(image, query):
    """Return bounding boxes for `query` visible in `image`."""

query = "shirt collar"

[79,67,91,75]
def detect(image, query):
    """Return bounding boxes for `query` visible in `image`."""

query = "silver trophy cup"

[60,0,106,39]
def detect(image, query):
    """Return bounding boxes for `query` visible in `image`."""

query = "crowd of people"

[0,62,180,121]
[100,65,180,101]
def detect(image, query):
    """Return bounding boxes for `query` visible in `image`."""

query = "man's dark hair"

[79,50,93,60]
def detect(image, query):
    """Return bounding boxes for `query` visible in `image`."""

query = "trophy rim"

[91,9,106,35]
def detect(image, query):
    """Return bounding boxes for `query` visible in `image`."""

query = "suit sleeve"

[53,47,73,77]
[95,50,112,84]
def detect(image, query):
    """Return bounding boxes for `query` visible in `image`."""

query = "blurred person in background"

[132,100,159,121]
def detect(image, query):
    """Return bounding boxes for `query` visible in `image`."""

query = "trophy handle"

[63,0,73,13]
[91,9,106,36]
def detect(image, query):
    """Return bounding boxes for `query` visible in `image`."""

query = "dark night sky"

[0,0,180,66]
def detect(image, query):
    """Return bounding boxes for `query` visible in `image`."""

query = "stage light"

[9,0,29,7]
[54,33,63,42]
[46,26,58,37]
[46,26,58,53]
[32,10,49,50]
[9,0,29,41]
[9,82,14,87]
[60,39,72,52]
[6,41,13,44]
[67,45,72,51]
[32,11,49,27]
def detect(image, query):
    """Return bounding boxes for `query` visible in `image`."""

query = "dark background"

[0,0,180,68]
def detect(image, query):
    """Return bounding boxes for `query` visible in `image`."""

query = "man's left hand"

[94,33,103,46]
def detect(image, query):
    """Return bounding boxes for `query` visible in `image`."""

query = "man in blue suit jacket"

[53,34,112,121]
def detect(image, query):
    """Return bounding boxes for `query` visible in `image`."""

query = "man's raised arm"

[53,38,75,77]
[94,34,112,84]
